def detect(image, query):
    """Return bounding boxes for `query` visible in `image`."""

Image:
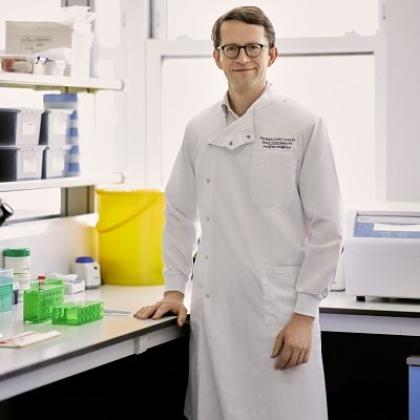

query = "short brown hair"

[211,6,276,49]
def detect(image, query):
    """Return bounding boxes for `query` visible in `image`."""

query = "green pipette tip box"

[51,301,104,325]
[0,282,13,313]
[23,282,65,323]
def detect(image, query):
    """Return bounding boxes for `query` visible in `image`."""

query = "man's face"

[213,20,277,93]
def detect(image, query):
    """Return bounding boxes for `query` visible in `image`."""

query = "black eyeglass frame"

[217,43,271,59]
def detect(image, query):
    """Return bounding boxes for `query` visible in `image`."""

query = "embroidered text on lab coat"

[260,136,296,150]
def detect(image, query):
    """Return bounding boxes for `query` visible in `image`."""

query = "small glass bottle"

[37,274,46,289]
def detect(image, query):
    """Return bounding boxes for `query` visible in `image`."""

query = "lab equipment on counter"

[0,269,13,313]
[23,280,64,323]
[4,248,31,301]
[52,301,104,325]
[71,257,100,289]
[104,309,131,316]
[96,188,164,286]
[48,272,85,294]
[344,210,420,301]
[0,330,61,348]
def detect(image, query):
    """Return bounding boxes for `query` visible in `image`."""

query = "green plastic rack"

[52,301,104,325]
[23,280,65,323]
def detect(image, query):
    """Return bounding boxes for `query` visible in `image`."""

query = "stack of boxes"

[0,104,76,181]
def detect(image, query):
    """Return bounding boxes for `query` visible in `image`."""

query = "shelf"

[0,72,124,91]
[0,173,124,192]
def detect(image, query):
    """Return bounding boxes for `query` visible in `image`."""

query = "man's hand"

[133,291,187,327]
[270,313,315,370]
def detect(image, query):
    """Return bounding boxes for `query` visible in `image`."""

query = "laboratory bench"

[321,291,420,420]
[1,286,420,419]
[0,285,189,419]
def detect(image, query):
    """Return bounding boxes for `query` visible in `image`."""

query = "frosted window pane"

[167,0,379,40]
[162,58,225,184]
[162,55,375,211]
[272,55,375,211]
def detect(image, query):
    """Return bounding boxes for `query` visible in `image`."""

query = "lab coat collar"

[221,92,239,119]
[209,83,273,149]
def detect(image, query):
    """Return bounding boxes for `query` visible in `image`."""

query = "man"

[135,6,342,419]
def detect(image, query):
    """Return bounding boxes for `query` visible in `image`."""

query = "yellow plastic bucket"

[95,188,164,286]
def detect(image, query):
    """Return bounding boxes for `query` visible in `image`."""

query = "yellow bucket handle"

[96,198,160,234]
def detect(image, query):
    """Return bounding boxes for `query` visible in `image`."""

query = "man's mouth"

[233,68,254,72]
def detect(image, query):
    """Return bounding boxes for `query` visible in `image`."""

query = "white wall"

[384,0,420,202]
[0,215,97,275]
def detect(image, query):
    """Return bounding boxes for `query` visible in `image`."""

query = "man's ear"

[213,49,223,69]
[268,46,278,67]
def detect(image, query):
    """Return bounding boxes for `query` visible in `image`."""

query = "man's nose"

[235,47,250,64]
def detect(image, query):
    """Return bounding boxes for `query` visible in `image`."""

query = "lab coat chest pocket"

[249,151,296,206]
[261,265,300,325]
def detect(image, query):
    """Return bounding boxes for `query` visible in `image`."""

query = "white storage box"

[5,19,93,78]
[0,146,45,181]
[39,110,72,146]
[42,145,70,179]
[0,108,42,146]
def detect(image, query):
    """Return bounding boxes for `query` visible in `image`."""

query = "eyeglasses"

[217,43,270,59]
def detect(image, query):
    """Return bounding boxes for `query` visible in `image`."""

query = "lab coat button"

[205,293,210,299]
[205,255,209,260]
[206,178,211,183]
[246,134,251,139]
[206,216,210,222]
[229,141,233,146]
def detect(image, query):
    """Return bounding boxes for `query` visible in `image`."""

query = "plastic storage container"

[0,269,13,313]
[96,188,164,286]
[39,109,72,146]
[0,145,45,181]
[0,108,42,145]
[0,54,34,73]
[71,256,101,289]
[23,281,65,323]
[3,248,31,301]
[42,145,70,178]
[43,94,79,177]
[52,301,104,325]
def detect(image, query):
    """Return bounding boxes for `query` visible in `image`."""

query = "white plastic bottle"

[3,248,31,301]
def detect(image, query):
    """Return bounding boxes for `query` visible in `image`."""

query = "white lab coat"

[164,85,343,420]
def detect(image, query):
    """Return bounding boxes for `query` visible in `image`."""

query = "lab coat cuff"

[164,272,187,295]
[294,292,322,318]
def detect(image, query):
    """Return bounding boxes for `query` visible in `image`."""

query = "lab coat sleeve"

[295,118,343,317]
[163,126,200,295]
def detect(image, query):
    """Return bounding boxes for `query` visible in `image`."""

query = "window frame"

[145,35,386,192]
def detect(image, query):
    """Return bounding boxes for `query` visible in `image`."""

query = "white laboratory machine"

[344,210,420,301]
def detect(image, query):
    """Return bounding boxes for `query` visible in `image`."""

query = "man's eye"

[247,44,260,51]
[225,46,237,52]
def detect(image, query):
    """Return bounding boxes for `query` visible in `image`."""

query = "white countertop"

[322,290,420,316]
[1,284,420,401]
[0,285,177,384]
